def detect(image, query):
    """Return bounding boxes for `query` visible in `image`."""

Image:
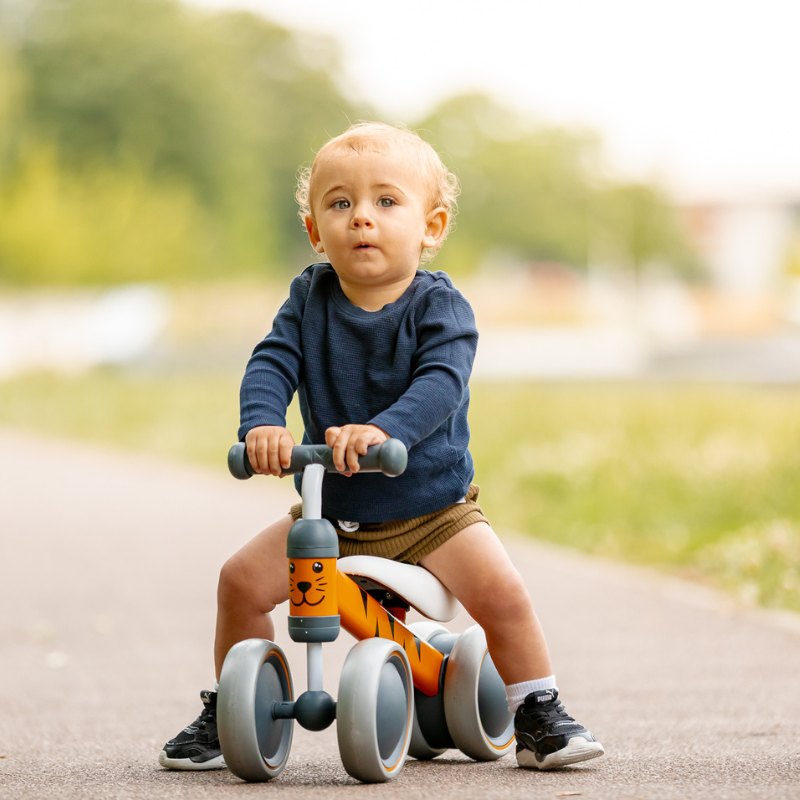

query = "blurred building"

[683,195,800,295]
[0,285,168,379]
[469,195,800,382]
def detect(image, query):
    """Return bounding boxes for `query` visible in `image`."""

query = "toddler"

[159,122,604,772]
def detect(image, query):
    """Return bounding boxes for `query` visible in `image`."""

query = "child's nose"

[351,204,374,228]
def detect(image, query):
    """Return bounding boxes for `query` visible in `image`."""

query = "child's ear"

[422,208,448,249]
[305,215,325,253]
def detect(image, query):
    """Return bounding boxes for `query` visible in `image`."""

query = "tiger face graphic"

[288,557,338,616]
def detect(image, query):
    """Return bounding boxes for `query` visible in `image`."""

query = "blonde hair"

[296,122,459,262]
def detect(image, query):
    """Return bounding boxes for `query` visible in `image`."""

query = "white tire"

[443,625,515,760]
[217,639,294,781]
[337,639,413,782]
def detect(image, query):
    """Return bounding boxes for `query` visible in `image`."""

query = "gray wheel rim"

[477,652,512,740]
[255,653,292,766]
[443,626,514,760]
[376,655,410,766]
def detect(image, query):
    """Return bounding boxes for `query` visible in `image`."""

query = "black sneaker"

[514,688,604,770]
[158,690,226,770]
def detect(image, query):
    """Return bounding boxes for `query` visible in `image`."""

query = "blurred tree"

[200,10,363,268]
[417,92,701,281]
[418,93,600,275]
[0,0,358,284]
[0,145,215,283]
[0,32,23,175]
[0,3,699,287]
[595,181,702,282]
[18,0,235,200]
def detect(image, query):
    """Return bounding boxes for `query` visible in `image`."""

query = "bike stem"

[275,462,339,731]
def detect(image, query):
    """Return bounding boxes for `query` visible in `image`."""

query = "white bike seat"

[338,555,462,622]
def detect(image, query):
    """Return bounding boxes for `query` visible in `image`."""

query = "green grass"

[469,383,800,612]
[2,371,799,612]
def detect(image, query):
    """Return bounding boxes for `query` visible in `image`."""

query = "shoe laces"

[520,695,575,726]
[191,693,217,730]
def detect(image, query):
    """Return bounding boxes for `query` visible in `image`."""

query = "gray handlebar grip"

[352,438,408,477]
[228,443,256,479]
[227,439,408,480]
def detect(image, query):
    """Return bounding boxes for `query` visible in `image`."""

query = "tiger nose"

[298,582,312,593]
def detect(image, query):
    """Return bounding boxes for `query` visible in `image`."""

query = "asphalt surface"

[2,427,800,799]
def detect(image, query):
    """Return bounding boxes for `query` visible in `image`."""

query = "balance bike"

[219,440,514,783]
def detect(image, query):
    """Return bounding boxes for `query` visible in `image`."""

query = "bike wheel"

[443,625,515,761]
[407,622,451,760]
[217,638,294,781]
[337,638,413,782]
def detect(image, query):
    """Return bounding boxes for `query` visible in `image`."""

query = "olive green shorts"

[289,484,488,565]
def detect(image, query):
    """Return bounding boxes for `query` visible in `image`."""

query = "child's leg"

[160,515,293,771]
[213,514,293,679]
[420,521,603,769]
[418,520,551,685]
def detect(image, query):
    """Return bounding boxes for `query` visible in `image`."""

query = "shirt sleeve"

[237,277,307,442]
[368,283,478,449]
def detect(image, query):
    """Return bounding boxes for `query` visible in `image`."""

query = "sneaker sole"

[517,737,605,770]
[158,749,227,771]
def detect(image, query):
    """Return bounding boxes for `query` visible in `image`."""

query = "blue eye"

[332,199,350,209]
[378,197,395,207]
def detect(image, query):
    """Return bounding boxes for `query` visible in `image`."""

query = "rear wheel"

[407,622,451,760]
[443,625,515,760]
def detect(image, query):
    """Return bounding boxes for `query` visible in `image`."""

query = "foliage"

[594,181,703,281]
[0,33,22,170]
[418,94,601,274]
[0,0,357,283]
[0,145,218,283]
[697,519,800,609]
[418,93,701,278]
[0,1,701,285]
[0,373,796,611]
[467,382,800,615]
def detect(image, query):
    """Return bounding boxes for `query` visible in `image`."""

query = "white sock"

[505,675,557,713]
[214,680,219,693]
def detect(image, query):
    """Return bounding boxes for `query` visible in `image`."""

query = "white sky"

[191,0,800,200]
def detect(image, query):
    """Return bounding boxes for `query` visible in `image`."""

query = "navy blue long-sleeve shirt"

[239,262,479,522]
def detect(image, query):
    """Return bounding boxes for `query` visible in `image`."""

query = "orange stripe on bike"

[336,570,443,697]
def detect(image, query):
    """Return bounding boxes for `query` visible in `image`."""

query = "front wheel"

[217,639,294,781]
[337,639,414,782]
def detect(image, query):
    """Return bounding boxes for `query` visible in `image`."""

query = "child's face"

[305,149,446,303]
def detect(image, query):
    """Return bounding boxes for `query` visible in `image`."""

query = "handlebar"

[228,439,408,481]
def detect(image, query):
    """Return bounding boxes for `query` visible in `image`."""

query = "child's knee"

[217,554,280,613]
[471,571,532,627]
[218,554,250,604]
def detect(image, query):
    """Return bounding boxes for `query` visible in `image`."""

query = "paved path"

[2,427,799,799]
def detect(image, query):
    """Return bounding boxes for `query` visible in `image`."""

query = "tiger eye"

[289,562,295,573]
[313,562,323,573]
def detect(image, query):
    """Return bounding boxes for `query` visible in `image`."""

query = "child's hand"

[325,424,388,476]
[245,425,295,476]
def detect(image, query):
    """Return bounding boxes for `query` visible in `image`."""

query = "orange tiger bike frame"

[282,448,444,697]
[336,569,444,697]
[287,552,444,698]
